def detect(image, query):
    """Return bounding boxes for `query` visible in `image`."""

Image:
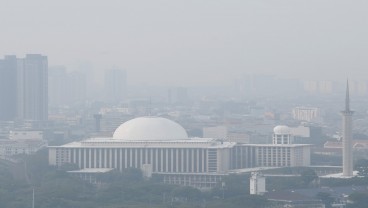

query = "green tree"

[300,169,318,186]
[172,186,202,202]
[348,192,368,208]
[354,159,368,176]
[316,192,334,208]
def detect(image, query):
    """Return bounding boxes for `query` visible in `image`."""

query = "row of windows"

[257,147,292,167]
[62,148,213,173]
[230,146,257,169]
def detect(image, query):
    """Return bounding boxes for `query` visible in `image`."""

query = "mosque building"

[49,117,311,188]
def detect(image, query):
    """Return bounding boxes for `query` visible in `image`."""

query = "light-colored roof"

[324,140,368,149]
[238,143,311,147]
[319,171,358,178]
[49,137,237,149]
[112,116,189,141]
[273,125,291,135]
[67,168,114,173]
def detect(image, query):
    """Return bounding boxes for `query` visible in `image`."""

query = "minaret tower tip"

[345,80,350,112]
[342,79,354,177]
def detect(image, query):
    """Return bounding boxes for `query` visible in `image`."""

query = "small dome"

[113,117,188,141]
[273,125,290,135]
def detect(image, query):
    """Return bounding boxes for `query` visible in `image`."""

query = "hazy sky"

[1,0,367,86]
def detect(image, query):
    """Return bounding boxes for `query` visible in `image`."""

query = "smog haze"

[1,0,367,86]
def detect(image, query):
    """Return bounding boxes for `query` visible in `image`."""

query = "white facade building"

[273,126,293,145]
[292,107,321,122]
[9,130,43,140]
[250,172,266,195]
[50,117,235,188]
[0,130,47,158]
[49,117,311,188]
[0,139,47,157]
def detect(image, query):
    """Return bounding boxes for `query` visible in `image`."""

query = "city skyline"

[1,0,368,86]
[1,1,368,207]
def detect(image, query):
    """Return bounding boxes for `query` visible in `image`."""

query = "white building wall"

[250,172,266,195]
[292,107,321,122]
[303,146,311,166]
[9,131,43,140]
[49,148,57,165]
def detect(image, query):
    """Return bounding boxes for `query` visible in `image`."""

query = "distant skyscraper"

[68,71,87,105]
[341,81,353,177]
[168,87,189,104]
[48,66,68,107]
[48,67,88,107]
[0,54,48,122]
[17,54,48,121]
[303,80,333,94]
[104,68,127,103]
[0,56,17,120]
[350,80,368,96]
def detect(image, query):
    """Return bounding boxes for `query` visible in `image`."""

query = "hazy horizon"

[1,0,367,86]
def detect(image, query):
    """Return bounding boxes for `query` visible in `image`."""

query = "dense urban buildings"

[0,130,47,159]
[0,55,17,120]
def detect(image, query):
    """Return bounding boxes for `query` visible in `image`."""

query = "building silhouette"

[48,66,68,107]
[48,67,87,107]
[17,54,48,121]
[0,56,18,120]
[0,54,48,121]
[104,68,127,104]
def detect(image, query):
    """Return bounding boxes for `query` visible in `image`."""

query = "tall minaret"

[342,80,354,176]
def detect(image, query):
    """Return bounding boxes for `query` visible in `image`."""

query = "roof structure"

[112,116,189,141]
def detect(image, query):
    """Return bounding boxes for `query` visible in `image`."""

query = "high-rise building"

[0,56,18,120]
[17,54,48,121]
[68,71,87,105]
[48,66,68,107]
[48,67,88,107]
[0,54,48,122]
[168,87,189,104]
[341,81,354,177]
[104,68,127,104]
[303,80,333,94]
[350,80,368,96]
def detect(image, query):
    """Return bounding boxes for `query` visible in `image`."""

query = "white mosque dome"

[273,125,291,135]
[113,117,189,141]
